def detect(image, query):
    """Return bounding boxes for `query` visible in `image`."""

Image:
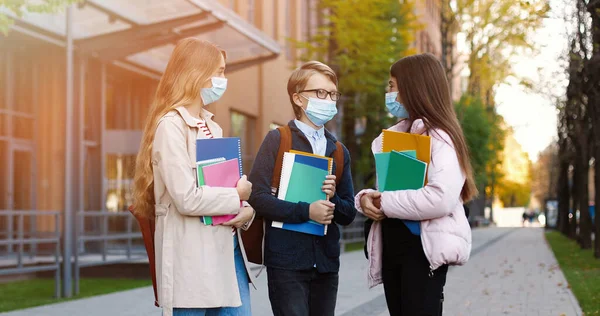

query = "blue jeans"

[172,236,251,316]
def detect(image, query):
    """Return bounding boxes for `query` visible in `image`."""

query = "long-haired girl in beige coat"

[133,38,256,316]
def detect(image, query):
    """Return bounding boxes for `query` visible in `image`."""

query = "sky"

[493,0,568,162]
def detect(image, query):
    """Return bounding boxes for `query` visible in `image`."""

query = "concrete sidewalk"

[1,228,582,316]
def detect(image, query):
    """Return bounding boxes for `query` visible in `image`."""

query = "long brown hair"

[133,38,226,218]
[391,53,478,202]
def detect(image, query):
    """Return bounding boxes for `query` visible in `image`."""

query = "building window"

[230,111,257,174]
[105,66,157,130]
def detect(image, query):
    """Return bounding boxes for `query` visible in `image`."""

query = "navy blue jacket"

[248,121,357,273]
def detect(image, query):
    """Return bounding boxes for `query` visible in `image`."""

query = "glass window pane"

[230,111,256,174]
[13,116,34,140]
[105,154,136,212]
[0,50,5,110]
[12,150,33,210]
[106,67,158,130]
[0,114,8,137]
[13,58,34,115]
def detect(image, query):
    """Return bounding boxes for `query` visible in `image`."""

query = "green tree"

[296,0,419,187]
[441,0,547,218]
[457,0,550,100]
[496,180,531,207]
[0,0,81,35]
[455,94,505,220]
[586,0,600,258]
[455,95,493,188]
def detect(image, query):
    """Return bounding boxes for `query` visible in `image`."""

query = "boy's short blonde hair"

[287,61,338,119]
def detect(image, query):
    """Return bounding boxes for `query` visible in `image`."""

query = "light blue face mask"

[301,95,338,126]
[385,92,409,119]
[201,77,228,105]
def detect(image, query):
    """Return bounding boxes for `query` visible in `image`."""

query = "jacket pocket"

[155,204,170,217]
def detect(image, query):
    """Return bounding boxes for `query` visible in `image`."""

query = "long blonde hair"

[133,38,226,218]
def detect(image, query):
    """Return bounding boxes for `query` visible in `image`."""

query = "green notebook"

[375,150,427,192]
[284,162,328,203]
[398,150,416,159]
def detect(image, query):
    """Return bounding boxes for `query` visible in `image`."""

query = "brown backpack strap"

[271,126,293,191]
[333,142,344,185]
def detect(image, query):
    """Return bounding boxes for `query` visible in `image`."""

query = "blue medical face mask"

[300,95,338,127]
[201,77,228,105]
[385,92,409,119]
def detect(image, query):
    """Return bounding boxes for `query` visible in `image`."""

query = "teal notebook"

[374,150,420,191]
[275,152,330,236]
[284,162,328,202]
[374,150,426,235]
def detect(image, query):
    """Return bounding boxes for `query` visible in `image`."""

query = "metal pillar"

[75,57,86,296]
[62,4,75,298]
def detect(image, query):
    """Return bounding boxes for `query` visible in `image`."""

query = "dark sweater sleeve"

[248,130,311,223]
[330,144,357,226]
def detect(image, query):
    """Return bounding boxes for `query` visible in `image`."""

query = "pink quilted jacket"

[354,119,472,288]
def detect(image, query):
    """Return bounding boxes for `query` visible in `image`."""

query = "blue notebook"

[196,138,242,176]
[196,137,242,224]
[273,152,330,236]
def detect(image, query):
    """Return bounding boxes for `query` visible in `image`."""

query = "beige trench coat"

[152,107,256,316]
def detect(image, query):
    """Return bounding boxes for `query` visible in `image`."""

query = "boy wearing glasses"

[248,61,357,316]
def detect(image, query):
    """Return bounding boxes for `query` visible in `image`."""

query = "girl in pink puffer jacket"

[355,53,477,316]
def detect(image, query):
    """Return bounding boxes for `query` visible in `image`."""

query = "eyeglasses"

[299,89,342,101]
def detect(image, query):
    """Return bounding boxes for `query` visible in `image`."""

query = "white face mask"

[201,77,228,105]
[300,95,338,126]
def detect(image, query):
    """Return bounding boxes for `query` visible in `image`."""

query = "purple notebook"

[202,158,241,225]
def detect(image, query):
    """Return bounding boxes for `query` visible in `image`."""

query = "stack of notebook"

[196,137,243,225]
[377,130,432,235]
[273,151,332,236]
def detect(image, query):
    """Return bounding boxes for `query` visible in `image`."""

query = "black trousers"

[267,267,339,316]
[381,219,449,316]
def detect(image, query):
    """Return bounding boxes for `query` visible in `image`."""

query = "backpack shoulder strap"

[271,125,292,191]
[333,141,344,185]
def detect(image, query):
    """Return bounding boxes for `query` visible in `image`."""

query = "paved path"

[1,228,582,316]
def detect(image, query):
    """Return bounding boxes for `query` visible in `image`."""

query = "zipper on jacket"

[429,266,434,278]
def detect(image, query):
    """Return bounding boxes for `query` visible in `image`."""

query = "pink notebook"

[202,158,241,225]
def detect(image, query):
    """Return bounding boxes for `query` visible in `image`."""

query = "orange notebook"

[381,129,432,183]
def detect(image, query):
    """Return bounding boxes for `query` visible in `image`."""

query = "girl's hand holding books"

[223,205,255,228]
[236,175,253,201]
[361,192,386,221]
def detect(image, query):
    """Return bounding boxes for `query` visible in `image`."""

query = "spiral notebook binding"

[237,138,243,176]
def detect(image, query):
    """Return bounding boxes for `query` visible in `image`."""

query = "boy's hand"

[309,200,335,225]
[322,175,337,200]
